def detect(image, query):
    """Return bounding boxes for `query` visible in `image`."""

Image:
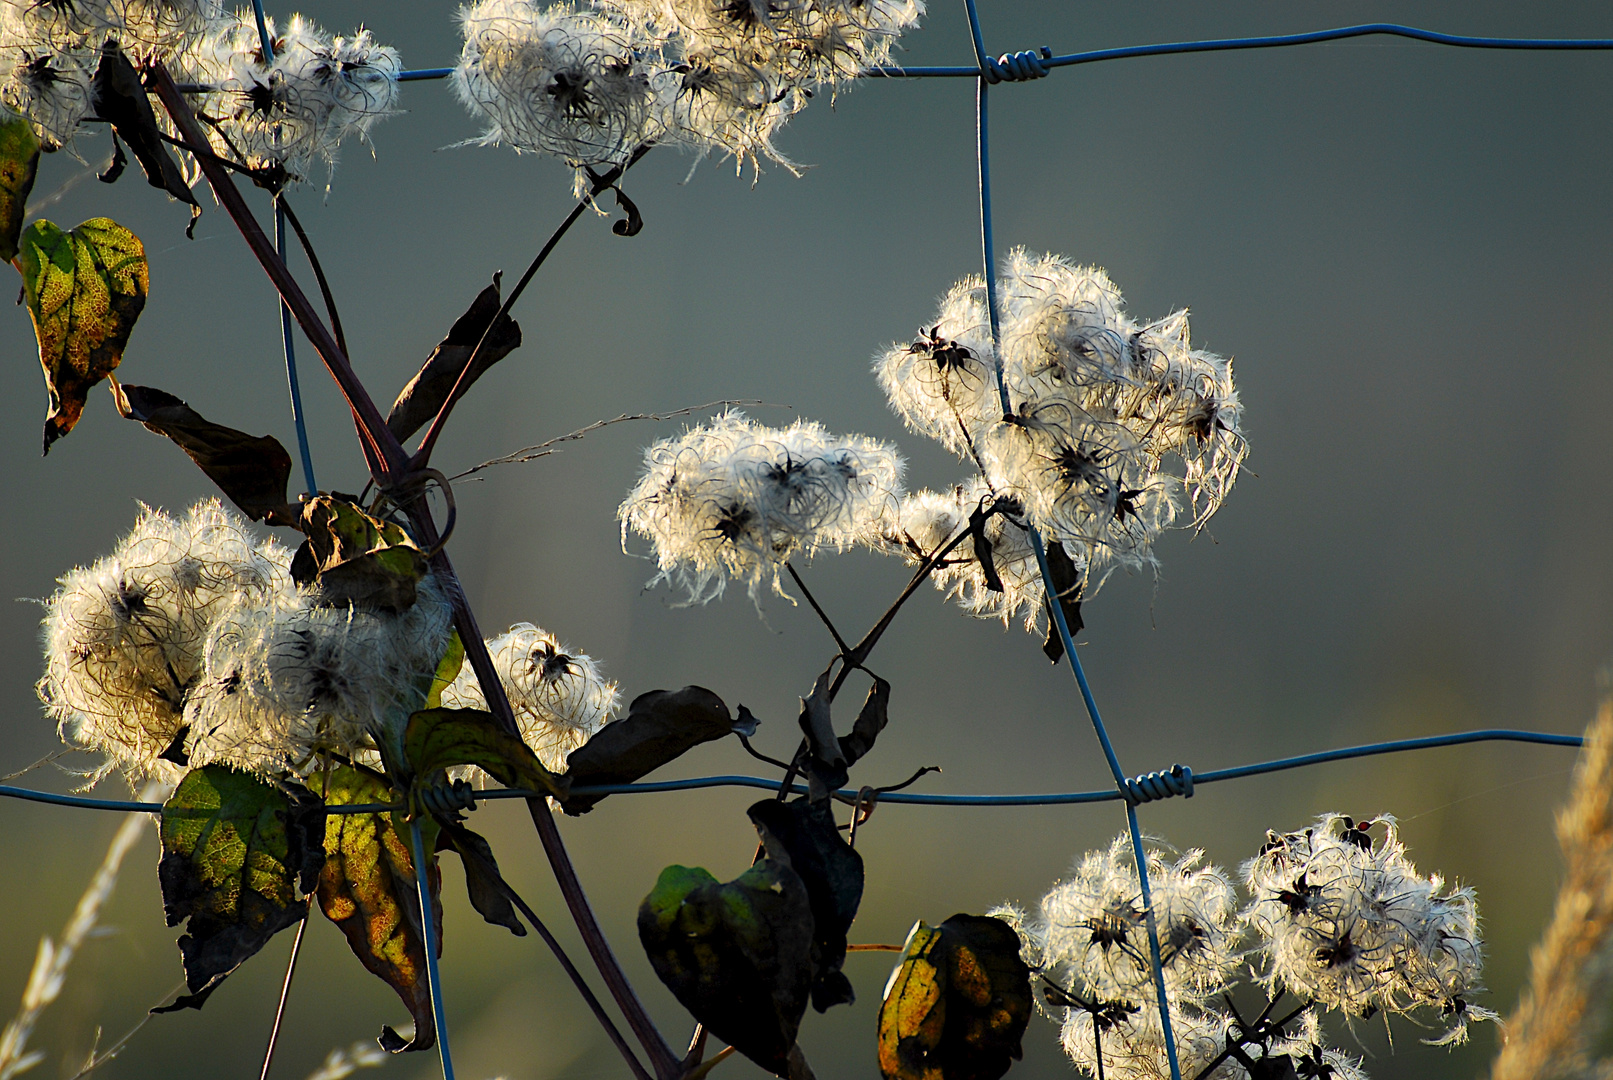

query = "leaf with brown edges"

[0,114,39,262]
[403,706,564,800]
[113,383,296,523]
[290,496,429,613]
[18,217,147,453]
[316,765,441,1053]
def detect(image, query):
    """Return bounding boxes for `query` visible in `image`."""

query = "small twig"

[277,196,349,360]
[448,400,768,482]
[410,145,654,470]
[681,1026,707,1071]
[845,943,904,952]
[682,1045,737,1080]
[257,901,312,1080]
[785,562,852,656]
[63,982,182,1080]
[0,750,78,783]
[738,735,794,773]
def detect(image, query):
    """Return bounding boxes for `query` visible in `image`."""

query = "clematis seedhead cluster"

[451,0,922,184]
[999,818,1487,1080]
[874,249,1246,626]
[37,502,609,786]
[439,621,621,772]
[618,409,904,603]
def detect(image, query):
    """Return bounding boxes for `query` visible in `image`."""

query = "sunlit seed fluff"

[619,410,904,604]
[452,0,664,172]
[1241,813,1491,1044]
[438,622,620,772]
[38,501,292,782]
[1060,999,1236,1080]
[184,575,455,775]
[175,12,401,181]
[0,0,219,61]
[1019,835,1241,1007]
[0,24,94,150]
[873,277,999,458]
[876,480,1051,631]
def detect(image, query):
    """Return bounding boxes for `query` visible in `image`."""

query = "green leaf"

[316,765,440,1053]
[154,766,323,1012]
[749,798,865,1012]
[560,686,735,814]
[425,631,464,710]
[112,382,296,524]
[290,496,429,613]
[403,706,564,800]
[386,274,522,443]
[877,915,1032,1080]
[17,217,148,453]
[638,861,815,1078]
[0,114,39,262]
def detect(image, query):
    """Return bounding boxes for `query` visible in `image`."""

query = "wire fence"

[12,9,1613,1080]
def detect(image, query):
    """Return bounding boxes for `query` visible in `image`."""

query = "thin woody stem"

[257,905,310,1080]
[154,64,680,1080]
[785,562,852,656]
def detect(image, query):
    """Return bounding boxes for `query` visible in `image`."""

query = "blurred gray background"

[2,2,1611,1078]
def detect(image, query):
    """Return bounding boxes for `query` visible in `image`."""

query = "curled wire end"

[983,47,1053,83]
[420,778,477,816]
[1120,764,1193,804]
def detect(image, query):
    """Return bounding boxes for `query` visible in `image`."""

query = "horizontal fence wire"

[379,24,1613,85]
[0,729,1581,815]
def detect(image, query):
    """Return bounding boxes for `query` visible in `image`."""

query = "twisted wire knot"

[983,47,1053,83]
[1120,764,1193,804]
[420,778,477,816]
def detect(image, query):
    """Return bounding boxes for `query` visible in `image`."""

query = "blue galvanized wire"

[410,820,456,1080]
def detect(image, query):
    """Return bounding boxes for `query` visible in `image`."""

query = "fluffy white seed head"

[619,410,904,603]
[175,12,401,181]
[453,0,665,173]
[1242,813,1492,1044]
[439,622,620,771]
[873,277,999,458]
[1019,835,1241,1007]
[0,0,220,62]
[38,500,291,782]
[0,23,94,149]
[184,575,455,774]
[1060,999,1236,1080]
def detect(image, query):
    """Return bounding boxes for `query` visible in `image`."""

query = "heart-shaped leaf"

[154,766,323,1012]
[0,114,39,262]
[112,382,296,523]
[638,861,814,1077]
[878,914,1032,1080]
[316,765,441,1053]
[18,217,148,453]
[560,686,735,814]
[290,496,429,613]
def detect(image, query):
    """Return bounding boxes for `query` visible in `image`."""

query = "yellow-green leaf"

[17,216,147,453]
[155,766,323,1012]
[291,496,430,612]
[404,706,564,800]
[316,765,440,1053]
[424,631,464,710]
[877,915,1032,1080]
[0,115,39,262]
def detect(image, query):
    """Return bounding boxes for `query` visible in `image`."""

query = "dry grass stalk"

[1491,692,1613,1080]
[0,783,165,1080]
[302,1040,387,1080]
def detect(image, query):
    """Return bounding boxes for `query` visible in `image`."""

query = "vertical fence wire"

[410,820,456,1080]
[962,2,1183,1075]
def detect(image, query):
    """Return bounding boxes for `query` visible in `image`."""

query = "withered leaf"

[386,274,522,443]
[838,676,890,768]
[560,686,734,814]
[403,706,565,801]
[154,766,323,1012]
[90,45,200,228]
[0,113,39,262]
[877,914,1032,1080]
[436,821,525,937]
[316,765,441,1053]
[638,861,814,1077]
[291,496,429,613]
[1039,540,1085,665]
[749,799,864,1012]
[18,217,148,453]
[112,383,295,523]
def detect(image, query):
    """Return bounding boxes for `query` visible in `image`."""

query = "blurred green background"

[2,2,1611,1077]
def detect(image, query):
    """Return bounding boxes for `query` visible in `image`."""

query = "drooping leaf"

[112,382,296,523]
[877,915,1032,1080]
[386,274,522,443]
[90,45,201,228]
[798,674,892,801]
[436,821,525,937]
[154,766,323,1012]
[838,676,890,768]
[316,765,440,1053]
[749,798,865,1012]
[424,631,464,710]
[638,861,814,1077]
[1038,540,1085,665]
[560,686,735,814]
[403,706,564,800]
[290,496,429,613]
[0,114,39,262]
[17,217,148,453]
